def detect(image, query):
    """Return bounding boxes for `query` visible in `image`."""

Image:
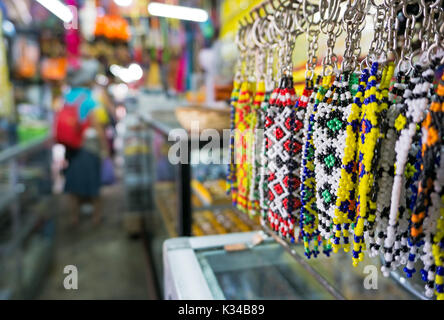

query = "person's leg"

[92,196,102,225]
[69,194,81,226]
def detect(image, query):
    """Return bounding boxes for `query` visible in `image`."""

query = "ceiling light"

[114,0,133,7]
[35,0,74,23]
[110,64,143,83]
[147,2,208,22]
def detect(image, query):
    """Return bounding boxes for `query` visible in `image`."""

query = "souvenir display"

[227,0,444,299]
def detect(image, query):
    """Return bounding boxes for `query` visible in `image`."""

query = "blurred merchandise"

[175,105,230,132]
[11,35,39,80]
[40,57,67,82]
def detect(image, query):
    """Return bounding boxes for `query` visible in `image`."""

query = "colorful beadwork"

[235,81,253,212]
[333,70,367,253]
[248,80,266,216]
[227,81,241,202]
[265,76,298,239]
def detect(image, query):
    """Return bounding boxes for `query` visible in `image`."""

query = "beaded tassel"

[314,73,351,253]
[366,62,395,256]
[248,80,266,216]
[432,146,444,300]
[403,58,440,279]
[259,90,272,221]
[430,71,444,300]
[313,77,341,243]
[264,85,281,232]
[300,77,322,257]
[353,62,392,267]
[295,77,316,257]
[416,67,444,297]
[265,76,298,240]
[384,58,435,275]
[334,70,368,254]
[235,81,253,212]
[227,81,241,202]
[373,72,408,256]
[382,71,416,271]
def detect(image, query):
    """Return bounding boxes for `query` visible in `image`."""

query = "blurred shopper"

[94,79,117,157]
[55,58,109,226]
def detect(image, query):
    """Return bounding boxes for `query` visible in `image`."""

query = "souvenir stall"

[164,0,444,301]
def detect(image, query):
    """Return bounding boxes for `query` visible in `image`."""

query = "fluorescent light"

[110,64,143,83]
[147,2,208,22]
[114,0,133,7]
[128,64,143,81]
[36,0,74,23]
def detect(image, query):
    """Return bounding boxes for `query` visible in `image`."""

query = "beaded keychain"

[267,75,299,238]
[300,78,320,257]
[411,64,444,297]
[300,76,333,256]
[384,55,438,276]
[297,4,324,257]
[259,50,276,221]
[353,61,395,266]
[313,77,341,242]
[264,7,302,239]
[227,29,247,204]
[371,71,408,257]
[432,148,444,300]
[248,78,266,216]
[235,79,253,213]
[333,69,368,253]
[227,81,241,202]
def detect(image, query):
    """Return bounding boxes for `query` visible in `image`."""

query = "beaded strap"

[372,72,408,257]
[248,80,266,216]
[366,63,395,257]
[333,70,367,254]
[264,86,280,231]
[313,76,341,245]
[235,81,253,212]
[300,77,322,257]
[415,68,444,297]
[227,81,241,202]
[384,58,436,275]
[259,91,272,221]
[382,71,416,270]
[265,76,298,239]
[353,62,394,267]
[432,145,444,300]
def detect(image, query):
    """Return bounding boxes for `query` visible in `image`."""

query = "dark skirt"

[64,148,101,197]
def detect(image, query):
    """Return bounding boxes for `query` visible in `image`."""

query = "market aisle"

[37,184,155,300]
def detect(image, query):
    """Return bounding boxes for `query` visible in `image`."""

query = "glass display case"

[0,135,55,299]
[163,232,420,300]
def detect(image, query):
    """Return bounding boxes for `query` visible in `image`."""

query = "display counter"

[163,232,419,300]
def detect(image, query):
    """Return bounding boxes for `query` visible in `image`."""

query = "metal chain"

[319,0,342,76]
[302,0,320,79]
[341,0,367,72]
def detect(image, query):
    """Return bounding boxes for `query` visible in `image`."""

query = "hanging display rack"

[227,0,444,300]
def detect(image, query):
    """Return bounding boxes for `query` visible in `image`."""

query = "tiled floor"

[37,184,156,300]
